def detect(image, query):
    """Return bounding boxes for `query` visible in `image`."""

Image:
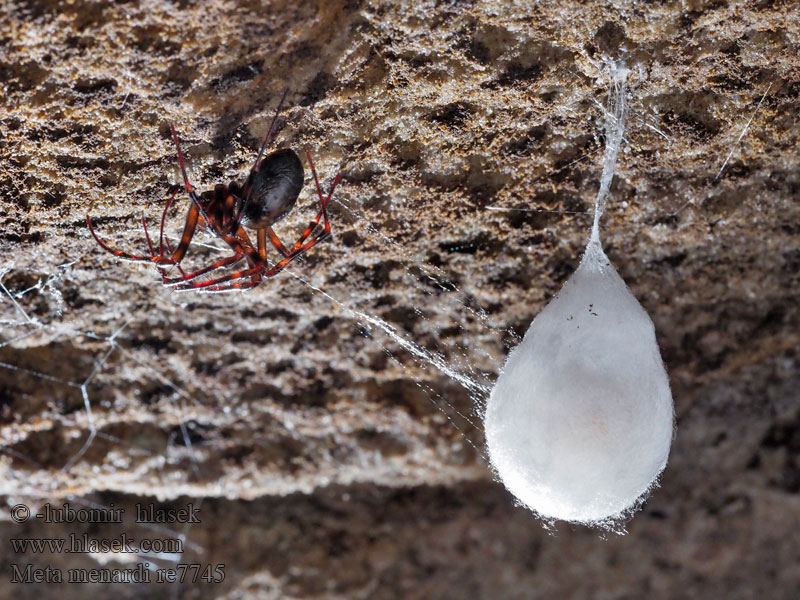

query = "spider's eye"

[242,149,304,228]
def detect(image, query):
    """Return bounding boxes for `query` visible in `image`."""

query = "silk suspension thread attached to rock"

[484,63,675,526]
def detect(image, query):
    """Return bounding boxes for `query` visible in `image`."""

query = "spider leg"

[264,216,323,261]
[141,215,157,257]
[147,187,189,278]
[221,193,238,235]
[141,215,191,282]
[170,125,196,196]
[159,186,181,257]
[160,234,188,278]
[87,183,198,270]
[306,152,340,208]
[289,153,341,251]
[279,224,329,266]
[264,227,291,256]
[252,232,331,282]
[86,214,170,264]
[161,253,246,286]
[172,265,265,291]
[164,202,202,264]
[262,227,290,258]
[235,88,290,228]
[166,224,262,289]
[195,279,263,293]
[170,125,216,236]
[250,227,331,283]
[225,225,264,268]
[253,87,290,172]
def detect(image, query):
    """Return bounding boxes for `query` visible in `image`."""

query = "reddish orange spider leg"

[86,214,173,264]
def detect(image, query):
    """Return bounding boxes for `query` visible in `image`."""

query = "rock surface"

[0,0,798,598]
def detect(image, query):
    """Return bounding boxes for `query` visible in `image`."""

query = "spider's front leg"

[86,188,203,269]
[87,213,180,266]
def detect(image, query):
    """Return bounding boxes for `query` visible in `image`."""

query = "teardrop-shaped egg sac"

[485,239,674,524]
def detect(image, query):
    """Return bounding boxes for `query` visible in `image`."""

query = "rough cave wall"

[0,0,798,598]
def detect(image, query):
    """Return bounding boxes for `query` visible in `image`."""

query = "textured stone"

[0,0,798,598]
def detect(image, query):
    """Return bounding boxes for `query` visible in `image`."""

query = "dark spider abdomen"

[240,148,304,229]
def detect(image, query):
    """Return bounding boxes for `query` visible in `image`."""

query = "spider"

[87,90,341,293]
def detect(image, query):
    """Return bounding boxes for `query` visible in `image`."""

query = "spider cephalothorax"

[87,90,341,293]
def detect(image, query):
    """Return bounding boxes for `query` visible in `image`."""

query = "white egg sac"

[485,239,674,525]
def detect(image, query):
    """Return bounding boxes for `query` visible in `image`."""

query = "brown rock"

[0,1,798,598]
